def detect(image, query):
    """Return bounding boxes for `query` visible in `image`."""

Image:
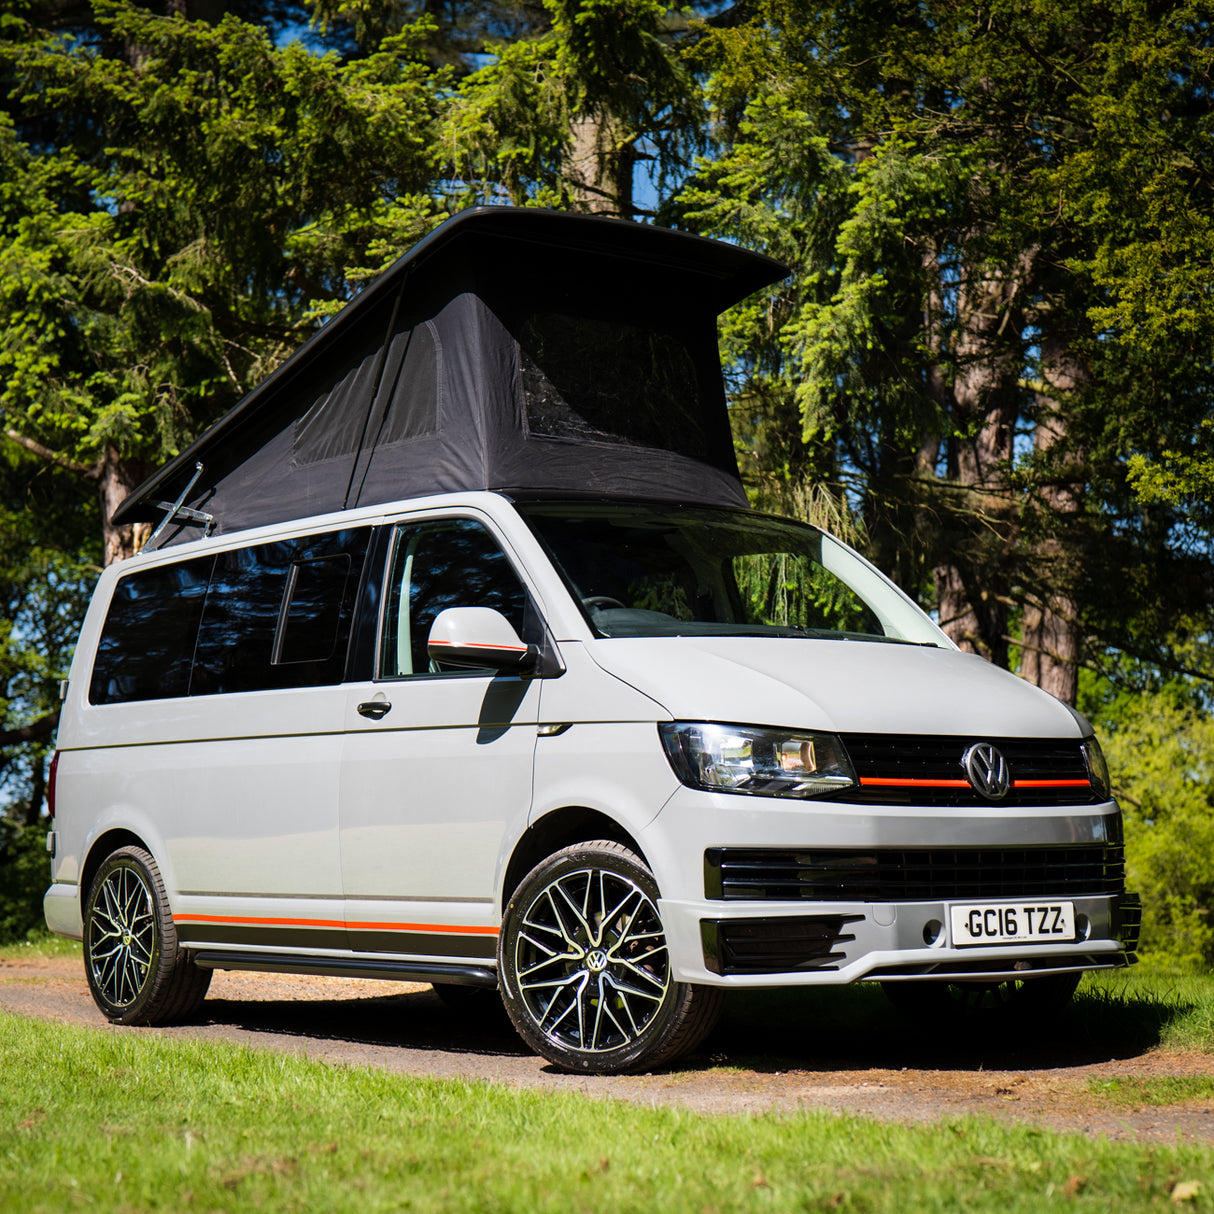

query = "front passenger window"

[380,519,529,677]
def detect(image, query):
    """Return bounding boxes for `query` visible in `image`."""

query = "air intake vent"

[701,915,863,975]
[705,845,1126,902]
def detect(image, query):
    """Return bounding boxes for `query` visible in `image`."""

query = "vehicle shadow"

[195,986,530,1060]
[186,978,1191,1076]
[694,982,1193,1074]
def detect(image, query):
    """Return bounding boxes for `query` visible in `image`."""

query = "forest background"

[0,0,1211,967]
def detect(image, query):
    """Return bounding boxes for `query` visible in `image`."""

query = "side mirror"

[427,607,540,674]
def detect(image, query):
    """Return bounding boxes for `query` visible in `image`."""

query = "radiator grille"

[705,845,1126,902]
[835,734,1100,808]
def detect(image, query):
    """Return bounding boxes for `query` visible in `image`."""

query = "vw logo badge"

[962,743,1011,800]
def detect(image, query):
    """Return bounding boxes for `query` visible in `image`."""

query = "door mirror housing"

[427,607,540,674]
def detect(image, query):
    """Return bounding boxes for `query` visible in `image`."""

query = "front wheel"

[498,841,722,1073]
[83,845,211,1025]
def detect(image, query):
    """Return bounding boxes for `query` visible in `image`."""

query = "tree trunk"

[24,751,47,827]
[931,255,1026,666]
[1018,336,1085,705]
[567,113,635,217]
[98,446,152,565]
[1020,590,1080,704]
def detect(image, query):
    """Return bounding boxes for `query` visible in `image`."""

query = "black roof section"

[114,206,789,540]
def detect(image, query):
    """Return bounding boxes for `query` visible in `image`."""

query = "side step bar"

[191,950,498,989]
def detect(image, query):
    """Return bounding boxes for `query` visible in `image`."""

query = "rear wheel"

[498,841,722,1073]
[83,846,211,1025]
[882,971,1080,1025]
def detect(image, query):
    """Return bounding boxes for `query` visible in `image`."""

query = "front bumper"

[644,787,1137,986]
[660,891,1139,985]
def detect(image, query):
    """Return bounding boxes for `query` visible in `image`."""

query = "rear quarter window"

[87,528,371,704]
[88,557,213,705]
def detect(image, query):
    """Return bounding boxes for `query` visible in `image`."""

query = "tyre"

[83,845,211,1026]
[498,840,722,1073]
[882,971,1080,1025]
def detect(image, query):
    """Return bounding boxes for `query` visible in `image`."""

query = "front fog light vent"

[701,914,863,975]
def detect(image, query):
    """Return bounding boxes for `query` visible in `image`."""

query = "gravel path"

[4,956,1213,1143]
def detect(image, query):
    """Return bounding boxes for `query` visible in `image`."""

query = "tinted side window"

[193,529,371,695]
[380,519,528,678]
[274,555,352,664]
[89,557,213,705]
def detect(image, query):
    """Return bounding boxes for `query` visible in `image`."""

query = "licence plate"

[949,901,1075,946]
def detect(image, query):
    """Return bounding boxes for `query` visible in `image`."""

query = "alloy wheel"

[513,866,670,1054]
[87,860,156,1010]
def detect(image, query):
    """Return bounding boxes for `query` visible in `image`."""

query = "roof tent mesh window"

[292,346,384,467]
[377,320,440,445]
[89,557,213,705]
[518,311,707,458]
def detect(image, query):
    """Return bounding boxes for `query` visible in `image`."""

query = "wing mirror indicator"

[427,607,540,674]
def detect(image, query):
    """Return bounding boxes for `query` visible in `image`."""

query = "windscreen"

[517,503,947,646]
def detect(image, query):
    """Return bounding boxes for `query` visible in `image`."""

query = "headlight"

[1081,735,1112,800]
[659,722,858,799]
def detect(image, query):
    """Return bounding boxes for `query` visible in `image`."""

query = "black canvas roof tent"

[115,206,789,546]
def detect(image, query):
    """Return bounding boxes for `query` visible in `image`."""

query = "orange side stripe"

[175,913,343,928]
[345,920,499,936]
[174,913,498,936]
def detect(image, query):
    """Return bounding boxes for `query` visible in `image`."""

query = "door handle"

[357,700,392,720]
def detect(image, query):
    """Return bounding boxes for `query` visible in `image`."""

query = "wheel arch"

[81,829,151,908]
[501,806,648,911]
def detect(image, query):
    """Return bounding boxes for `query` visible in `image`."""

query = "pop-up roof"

[114,207,788,544]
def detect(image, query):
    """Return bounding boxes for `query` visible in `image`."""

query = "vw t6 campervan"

[44,209,1139,1073]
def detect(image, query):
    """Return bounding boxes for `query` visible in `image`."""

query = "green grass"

[2,1012,1213,1214]
[1089,1075,1214,1108]
[0,933,81,961]
[1078,969,1214,1055]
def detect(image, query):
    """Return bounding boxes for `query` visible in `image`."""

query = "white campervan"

[44,210,1138,1073]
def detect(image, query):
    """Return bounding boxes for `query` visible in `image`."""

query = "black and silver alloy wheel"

[499,841,722,1073]
[83,845,211,1026]
[87,855,157,1012]
[517,863,669,1052]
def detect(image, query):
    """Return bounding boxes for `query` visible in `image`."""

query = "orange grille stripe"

[1012,779,1092,788]
[860,777,971,788]
[859,777,1092,790]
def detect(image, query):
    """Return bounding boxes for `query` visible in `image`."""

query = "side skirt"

[191,950,498,989]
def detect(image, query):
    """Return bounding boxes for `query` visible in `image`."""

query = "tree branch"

[4,430,101,481]
[0,710,60,748]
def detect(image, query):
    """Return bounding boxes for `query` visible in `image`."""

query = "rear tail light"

[46,751,60,819]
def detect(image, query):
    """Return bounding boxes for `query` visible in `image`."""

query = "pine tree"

[1,0,443,562]
[680,0,1214,703]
